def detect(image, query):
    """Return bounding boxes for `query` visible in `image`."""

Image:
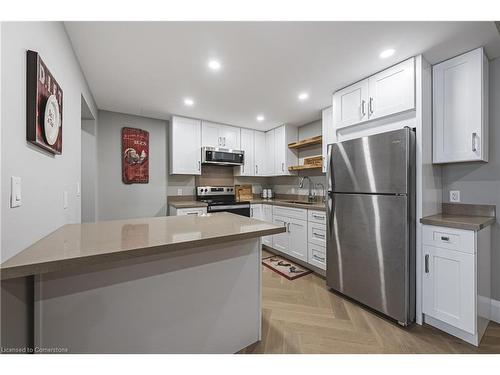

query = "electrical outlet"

[450,190,460,203]
[177,188,183,196]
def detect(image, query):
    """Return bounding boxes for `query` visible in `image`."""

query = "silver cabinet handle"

[186,212,198,216]
[441,236,450,242]
[313,231,325,239]
[312,214,324,220]
[361,100,366,116]
[472,132,478,152]
[218,136,221,146]
[255,165,258,174]
[281,162,284,172]
[425,254,429,273]
[198,160,201,171]
[287,222,291,232]
[369,97,374,114]
[250,208,253,217]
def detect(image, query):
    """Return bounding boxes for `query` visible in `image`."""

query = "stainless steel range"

[196,186,251,217]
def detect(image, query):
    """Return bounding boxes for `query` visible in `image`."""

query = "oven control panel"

[196,186,234,196]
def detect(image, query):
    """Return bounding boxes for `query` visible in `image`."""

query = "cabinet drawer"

[308,210,327,224]
[176,207,207,216]
[308,243,326,270]
[422,225,475,254]
[308,222,327,247]
[273,205,307,221]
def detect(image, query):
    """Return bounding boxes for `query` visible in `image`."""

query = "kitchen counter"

[168,197,326,211]
[2,212,283,353]
[167,200,208,209]
[0,212,284,280]
[248,198,326,211]
[420,203,496,231]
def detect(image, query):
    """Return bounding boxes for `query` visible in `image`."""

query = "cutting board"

[235,185,253,201]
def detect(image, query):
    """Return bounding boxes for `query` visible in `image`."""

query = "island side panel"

[34,238,261,353]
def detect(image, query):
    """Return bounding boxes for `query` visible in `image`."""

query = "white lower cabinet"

[250,204,263,220]
[287,217,308,262]
[423,245,475,334]
[422,224,491,346]
[262,204,273,247]
[272,215,289,253]
[170,207,207,216]
[271,215,307,262]
[308,243,327,270]
[258,204,327,271]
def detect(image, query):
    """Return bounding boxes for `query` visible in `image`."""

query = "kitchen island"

[0,213,284,353]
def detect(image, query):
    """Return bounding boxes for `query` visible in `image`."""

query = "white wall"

[81,119,97,222]
[1,22,97,262]
[97,110,168,220]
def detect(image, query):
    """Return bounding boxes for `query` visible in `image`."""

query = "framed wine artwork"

[122,127,149,184]
[26,50,63,154]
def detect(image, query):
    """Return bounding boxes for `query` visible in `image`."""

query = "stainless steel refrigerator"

[326,128,415,325]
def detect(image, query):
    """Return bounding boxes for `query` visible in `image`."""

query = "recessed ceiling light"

[298,92,309,101]
[208,60,221,71]
[184,98,194,106]
[379,48,395,59]
[256,115,265,122]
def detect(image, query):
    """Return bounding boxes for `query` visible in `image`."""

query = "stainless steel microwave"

[201,147,244,166]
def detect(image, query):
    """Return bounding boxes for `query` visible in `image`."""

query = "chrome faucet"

[299,176,315,202]
[315,183,326,203]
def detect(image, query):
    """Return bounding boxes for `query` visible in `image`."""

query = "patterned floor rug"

[262,254,312,280]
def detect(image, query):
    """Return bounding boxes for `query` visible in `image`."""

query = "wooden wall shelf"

[288,165,322,171]
[288,135,322,149]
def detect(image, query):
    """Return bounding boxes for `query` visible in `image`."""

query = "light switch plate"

[177,188,183,196]
[76,182,81,197]
[10,176,22,208]
[450,190,460,203]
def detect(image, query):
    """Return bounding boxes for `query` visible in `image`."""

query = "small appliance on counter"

[196,186,250,216]
[261,188,273,199]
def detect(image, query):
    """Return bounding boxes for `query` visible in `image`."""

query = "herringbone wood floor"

[240,250,500,354]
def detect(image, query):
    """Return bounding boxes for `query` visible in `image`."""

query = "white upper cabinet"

[433,47,489,163]
[219,124,241,149]
[333,57,415,130]
[169,116,202,175]
[201,121,241,149]
[274,125,298,176]
[322,106,334,173]
[235,128,255,176]
[333,79,368,129]
[254,130,266,176]
[201,121,220,147]
[264,129,276,176]
[368,58,415,120]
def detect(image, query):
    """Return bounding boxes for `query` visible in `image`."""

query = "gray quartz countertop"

[420,214,495,231]
[248,198,326,211]
[0,213,285,280]
[420,203,496,231]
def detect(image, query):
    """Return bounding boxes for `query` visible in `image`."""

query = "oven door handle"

[208,204,250,211]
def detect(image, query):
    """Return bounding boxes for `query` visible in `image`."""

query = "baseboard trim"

[491,299,500,324]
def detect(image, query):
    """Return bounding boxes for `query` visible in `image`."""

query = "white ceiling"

[65,21,500,131]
